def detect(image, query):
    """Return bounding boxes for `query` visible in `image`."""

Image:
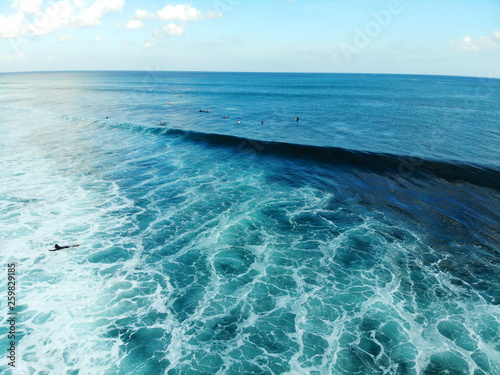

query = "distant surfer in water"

[49,244,80,252]
[295,117,300,121]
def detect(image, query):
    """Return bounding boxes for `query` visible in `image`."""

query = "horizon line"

[1,69,499,80]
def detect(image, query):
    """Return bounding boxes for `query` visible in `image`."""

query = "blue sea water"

[0,71,499,375]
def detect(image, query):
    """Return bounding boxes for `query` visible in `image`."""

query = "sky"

[0,0,499,77]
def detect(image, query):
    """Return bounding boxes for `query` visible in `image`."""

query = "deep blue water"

[0,71,499,374]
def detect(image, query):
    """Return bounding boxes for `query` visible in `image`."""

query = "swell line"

[101,120,500,189]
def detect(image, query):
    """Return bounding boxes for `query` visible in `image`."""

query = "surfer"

[223,116,228,119]
[261,121,264,124]
[295,117,300,121]
[49,244,80,252]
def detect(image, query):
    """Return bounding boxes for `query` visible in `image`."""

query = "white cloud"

[57,34,74,42]
[134,9,154,20]
[0,12,24,38]
[0,1,217,41]
[163,23,184,36]
[27,1,73,36]
[129,4,221,23]
[141,23,184,48]
[123,19,143,30]
[1,0,125,38]
[129,4,220,45]
[76,0,124,27]
[93,36,101,42]
[157,4,220,21]
[451,30,500,52]
[11,0,43,14]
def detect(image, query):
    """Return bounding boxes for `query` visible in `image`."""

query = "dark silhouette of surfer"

[49,244,80,252]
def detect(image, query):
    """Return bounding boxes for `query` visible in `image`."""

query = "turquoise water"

[0,72,499,374]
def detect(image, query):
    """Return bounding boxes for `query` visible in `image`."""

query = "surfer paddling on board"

[49,244,80,252]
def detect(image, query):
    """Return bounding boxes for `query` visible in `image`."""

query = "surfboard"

[49,244,80,252]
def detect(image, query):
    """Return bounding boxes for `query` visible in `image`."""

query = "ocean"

[0,71,499,375]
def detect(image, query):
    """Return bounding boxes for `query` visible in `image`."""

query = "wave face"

[0,72,499,375]
[154,127,500,189]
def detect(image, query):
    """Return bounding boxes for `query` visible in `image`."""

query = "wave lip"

[157,126,500,190]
